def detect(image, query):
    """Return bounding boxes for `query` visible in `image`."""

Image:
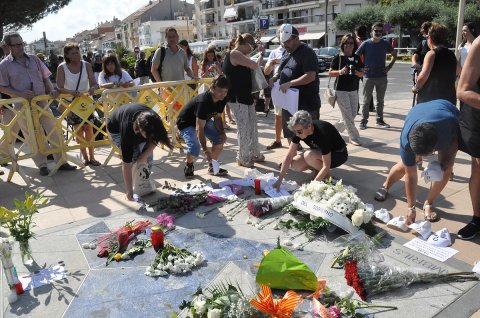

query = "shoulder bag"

[324,55,341,108]
[66,62,85,126]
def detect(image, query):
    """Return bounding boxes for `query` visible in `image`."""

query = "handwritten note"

[404,238,458,262]
[19,265,66,291]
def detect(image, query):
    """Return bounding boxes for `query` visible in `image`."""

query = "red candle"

[150,225,164,252]
[254,178,261,195]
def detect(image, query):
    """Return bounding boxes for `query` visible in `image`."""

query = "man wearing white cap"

[270,23,320,144]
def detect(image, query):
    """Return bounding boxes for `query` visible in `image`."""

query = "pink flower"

[329,306,341,318]
[156,213,175,229]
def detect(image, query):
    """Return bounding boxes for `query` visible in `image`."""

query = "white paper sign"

[403,238,458,262]
[271,81,299,115]
[292,196,358,234]
[218,178,254,188]
[19,265,66,291]
[265,188,290,198]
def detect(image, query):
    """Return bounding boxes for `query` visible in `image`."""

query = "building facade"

[194,0,369,46]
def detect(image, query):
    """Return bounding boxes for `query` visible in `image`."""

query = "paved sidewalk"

[1,99,479,317]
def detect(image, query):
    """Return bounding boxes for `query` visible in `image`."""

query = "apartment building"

[195,0,368,46]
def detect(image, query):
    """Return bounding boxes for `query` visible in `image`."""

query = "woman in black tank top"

[222,34,266,167]
[413,23,459,104]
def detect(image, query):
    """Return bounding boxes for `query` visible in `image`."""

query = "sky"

[18,0,156,43]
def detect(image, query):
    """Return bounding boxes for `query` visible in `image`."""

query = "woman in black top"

[273,110,348,190]
[222,33,265,167]
[413,23,459,104]
[107,103,172,200]
[329,34,364,146]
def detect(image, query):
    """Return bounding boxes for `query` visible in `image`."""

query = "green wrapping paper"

[256,247,318,291]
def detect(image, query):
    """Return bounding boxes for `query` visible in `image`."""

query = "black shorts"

[330,148,348,168]
[459,103,480,158]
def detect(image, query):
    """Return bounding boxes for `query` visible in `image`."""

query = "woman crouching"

[273,110,348,190]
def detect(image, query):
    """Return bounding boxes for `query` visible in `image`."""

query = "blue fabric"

[400,100,459,166]
[355,39,394,78]
[179,120,222,157]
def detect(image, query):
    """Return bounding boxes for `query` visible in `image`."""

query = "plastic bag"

[256,246,318,291]
[133,162,155,196]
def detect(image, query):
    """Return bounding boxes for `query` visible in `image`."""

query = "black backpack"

[148,47,166,82]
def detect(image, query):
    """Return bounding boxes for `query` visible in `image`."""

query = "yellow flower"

[113,253,123,261]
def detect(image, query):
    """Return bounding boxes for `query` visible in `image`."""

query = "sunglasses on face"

[295,129,304,135]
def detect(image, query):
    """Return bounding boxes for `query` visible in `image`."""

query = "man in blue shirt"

[356,22,397,130]
[374,99,459,225]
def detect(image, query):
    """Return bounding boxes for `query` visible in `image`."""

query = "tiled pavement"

[1,99,479,317]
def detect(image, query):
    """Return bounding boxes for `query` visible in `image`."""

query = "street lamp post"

[324,0,329,47]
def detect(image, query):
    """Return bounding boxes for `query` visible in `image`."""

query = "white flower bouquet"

[292,180,375,234]
[145,242,204,277]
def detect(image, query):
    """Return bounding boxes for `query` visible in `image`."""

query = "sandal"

[423,204,439,222]
[374,186,388,201]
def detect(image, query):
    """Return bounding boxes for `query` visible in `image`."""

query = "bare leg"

[274,115,282,143]
[382,161,406,189]
[470,157,480,217]
[290,154,311,172]
[85,125,96,161]
[211,144,223,161]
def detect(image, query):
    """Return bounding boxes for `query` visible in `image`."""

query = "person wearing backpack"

[150,27,196,82]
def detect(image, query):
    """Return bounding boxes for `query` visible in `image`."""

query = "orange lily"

[250,284,302,318]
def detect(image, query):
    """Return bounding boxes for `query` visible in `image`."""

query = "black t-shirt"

[292,120,346,155]
[414,40,430,65]
[279,43,320,111]
[330,54,363,91]
[106,103,152,163]
[176,91,228,130]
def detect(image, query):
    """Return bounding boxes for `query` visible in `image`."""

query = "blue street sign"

[259,16,269,30]
[384,22,392,32]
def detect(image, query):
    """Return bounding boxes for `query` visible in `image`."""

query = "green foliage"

[0,191,48,242]
[0,0,72,40]
[384,0,442,31]
[334,5,385,33]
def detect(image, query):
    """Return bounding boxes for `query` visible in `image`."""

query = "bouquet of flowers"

[145,242,204,277]
[92,219,152,264]
[156,191,208,213]
[292,180,374,234]
[156,213,175,231]
[247,196,294,218]
[0,191,48,242]
[177,283,264,318]
[330,232,385,268]
[345,260,479,301]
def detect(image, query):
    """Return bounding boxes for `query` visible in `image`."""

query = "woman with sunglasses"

[272,110,348,191]
[328,34,364,146]
[222,33,265,167]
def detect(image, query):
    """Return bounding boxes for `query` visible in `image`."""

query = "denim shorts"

[109,132,153,168]
[179,120,222,157]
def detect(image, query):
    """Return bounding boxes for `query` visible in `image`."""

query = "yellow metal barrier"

[101,79,213,164]
[31,92,110,175]
[0,79,213,181]
[0,98,36,184]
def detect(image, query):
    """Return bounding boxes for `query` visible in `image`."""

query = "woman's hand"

[88,86,96,95]
[272,178,282,192]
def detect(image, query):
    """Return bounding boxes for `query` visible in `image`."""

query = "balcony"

[224,0,257,6]
[273,14,324,26]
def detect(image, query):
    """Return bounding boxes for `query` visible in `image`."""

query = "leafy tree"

[334,5,385,33]
[0,0,72,41]
[384,0,443,45]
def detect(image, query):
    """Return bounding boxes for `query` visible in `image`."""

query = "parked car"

[317,56,327,73]
[316,47,340,69]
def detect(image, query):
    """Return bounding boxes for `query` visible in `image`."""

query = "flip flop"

[374,186,388,201]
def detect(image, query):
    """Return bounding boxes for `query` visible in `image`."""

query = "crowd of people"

[1,21,479,241]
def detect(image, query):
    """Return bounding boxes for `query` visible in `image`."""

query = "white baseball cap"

[427,228,452,247]
[279,24,299,43]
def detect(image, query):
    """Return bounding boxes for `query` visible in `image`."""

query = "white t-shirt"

[458,45,469,67]
[97,69,133,85]
[61,61,89,92]
[266,46,286,74]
